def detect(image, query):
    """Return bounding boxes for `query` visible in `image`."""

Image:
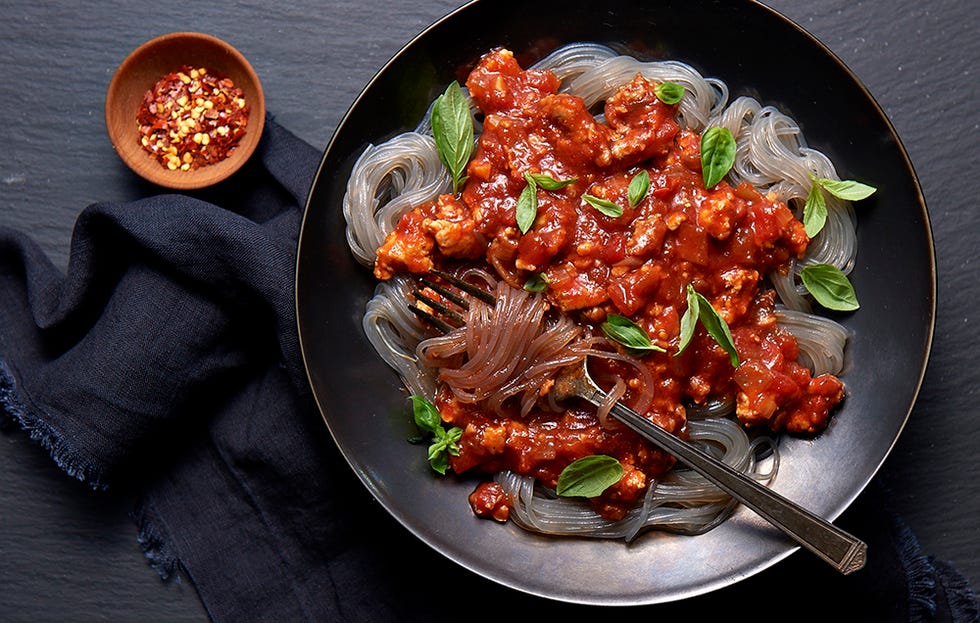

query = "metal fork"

[409,271,867,575]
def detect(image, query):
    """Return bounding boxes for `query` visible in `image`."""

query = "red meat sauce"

[374,48,844,521]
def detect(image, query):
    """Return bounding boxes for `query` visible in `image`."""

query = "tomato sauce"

[375,48,844,520]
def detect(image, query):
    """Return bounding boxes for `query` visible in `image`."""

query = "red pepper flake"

[136,65,249,171]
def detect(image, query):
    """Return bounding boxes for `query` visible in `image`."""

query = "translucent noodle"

[776,307,850,376]
[362,275,437,397]
[416,276,654,420]
[560,50,728,130]
[343,133,449,267]
[418,279,584,416]
[497,418,778,540]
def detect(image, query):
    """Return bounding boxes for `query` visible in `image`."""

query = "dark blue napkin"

[1,115,976,623]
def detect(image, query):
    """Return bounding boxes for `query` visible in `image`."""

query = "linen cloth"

[1,115,976,622]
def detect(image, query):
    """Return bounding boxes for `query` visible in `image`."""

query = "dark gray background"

[1,0,976,620]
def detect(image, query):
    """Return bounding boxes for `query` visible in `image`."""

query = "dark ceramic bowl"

[296,0,934,604]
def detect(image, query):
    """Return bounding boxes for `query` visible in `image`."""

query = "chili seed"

[136,64,249,172]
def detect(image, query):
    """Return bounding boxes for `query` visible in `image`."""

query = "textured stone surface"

[1,0,976,620]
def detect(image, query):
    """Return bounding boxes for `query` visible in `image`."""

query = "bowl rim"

[104,31,266,190]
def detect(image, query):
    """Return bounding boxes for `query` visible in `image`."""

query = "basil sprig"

[583,193,624,218]
[676,284,740,367]
[601,314,666,353]
[408,395,462,475]
[556,455,624,498]
[803,174,877,237]
[431,81,475,195]
[523,272,549,292]
[800,264,860,311]
[700,126,736,189]
[654,81,685,105]
[628,170,650,207]
[516,173,577,233]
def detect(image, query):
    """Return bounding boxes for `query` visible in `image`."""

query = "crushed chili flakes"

[136,65,249,171]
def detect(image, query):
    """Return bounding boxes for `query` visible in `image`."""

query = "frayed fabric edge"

[0,358,109,491]
[895,512,940,621]
[892,512,980,623]
[1,359,184,584]
[132,497,183,582]
[933,558,980,623]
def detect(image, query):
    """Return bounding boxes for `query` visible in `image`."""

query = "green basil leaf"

[523,272,549,292]
[583,193,624,218]
[800,264,860,311]
[675,284,701,356]
[675,285,739,366]
[527,173,577,191]
[628,170,650,207]
[700,126,736,189]
[601,314,666,353]
[410,396,462,474]
[428,444,451,474]
[654,81,685,105]
[556,455,623,498]
[429,427,462,472]
[433,425,462,455]
[431,81,474,195]
[516,174,538,233]
[409,395,441,434]
[815,177,877,201]
[803,182,828,238]
[694,291,740,367]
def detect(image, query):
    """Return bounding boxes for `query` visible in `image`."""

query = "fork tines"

[431,269,496,305]
[418,277,470,310]
[408,269,497,333]
[411,289,465,326]
[407,302,456,334]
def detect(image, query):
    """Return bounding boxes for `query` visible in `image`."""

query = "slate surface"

[1,0,977,621]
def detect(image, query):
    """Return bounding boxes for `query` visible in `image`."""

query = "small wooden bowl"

[105,32,265,190]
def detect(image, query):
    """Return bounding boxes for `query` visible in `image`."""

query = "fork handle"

[606,400,867,574]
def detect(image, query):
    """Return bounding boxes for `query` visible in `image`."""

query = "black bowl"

[296,0,934,604]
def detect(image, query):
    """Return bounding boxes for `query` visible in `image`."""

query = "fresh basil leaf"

[556,455,623,498]
[431,81,474,195]
[409,395,441,434]
[675,285,739,366]
[527,173,577,191]
[700,126,736,189]
[654,81,685,105]
[409,396,462,474]
[583,193,624,218]
[601,314,666,353]
[446,426,462,454]
[800,264,860,311]
[694,291,740,367]
[428,429,458,475]
[815,177,877,201]
[428,450,450,474]
[803,182,828,238]
[523,272,549,292]
[628,170,650,207]
[676,284,701,356]
[516,175,538,233]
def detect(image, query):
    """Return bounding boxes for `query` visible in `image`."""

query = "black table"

[1,1,977,620]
